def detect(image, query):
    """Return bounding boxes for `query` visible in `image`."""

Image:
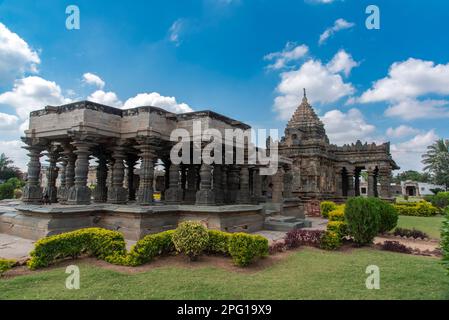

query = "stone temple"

[0,90,398,240]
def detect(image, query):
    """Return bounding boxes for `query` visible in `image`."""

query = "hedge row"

[28,227,268,269]
[394,201,440,217]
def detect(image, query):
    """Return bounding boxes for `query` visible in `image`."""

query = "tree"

[392,170,432,183]
[0,153,22,181]
[422,139,449,190]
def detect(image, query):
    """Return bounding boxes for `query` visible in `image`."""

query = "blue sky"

[1,0,449,171]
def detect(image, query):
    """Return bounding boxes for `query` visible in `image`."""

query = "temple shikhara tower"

[0,90,399,240]
[279,90,399,201]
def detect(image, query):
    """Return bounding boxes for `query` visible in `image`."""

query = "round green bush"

[344,197,381,246]
[320,201,337,218]
[374,198,398,233]
[172,221,209,261]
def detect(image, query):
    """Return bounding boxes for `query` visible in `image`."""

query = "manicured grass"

[396,215,444,239]
[1,247,448,300]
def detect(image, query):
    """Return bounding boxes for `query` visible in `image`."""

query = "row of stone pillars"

[21,138,269,206]
[336,166,392,199]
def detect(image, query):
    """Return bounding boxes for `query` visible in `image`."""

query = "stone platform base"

[0,204,264,241]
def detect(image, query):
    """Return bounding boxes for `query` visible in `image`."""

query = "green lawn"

[396,215,444,239]
[1,247,448,300]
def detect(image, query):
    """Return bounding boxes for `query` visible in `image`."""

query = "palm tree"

[422,139,449,190]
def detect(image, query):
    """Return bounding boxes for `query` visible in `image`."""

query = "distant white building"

[401,180,445,196]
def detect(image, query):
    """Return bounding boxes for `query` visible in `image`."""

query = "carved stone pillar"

[165,163,182,204]
[43,146,59,203]
[367,167,376,197]
[335,168,343,197]
[379,167,392,199]
[354,169,361,196]
[283,167,293,199]
[93,155,108,203]
[22,143,45,204]
[136,144,154,205]
[126,156,137,201]
[252,168,263,203]
[196,163,215,205]
[227,166,240,204]
[57,157,67,203]
[271,167,284,203]
[347,168,355,197]
[184,164,197,204]
[107,144,128,204]
[68,141,94,205]
[237,165,251,204]
[213,164,224,205]
[222,166,229,204]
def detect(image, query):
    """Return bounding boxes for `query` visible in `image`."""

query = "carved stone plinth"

[196,163,215,205]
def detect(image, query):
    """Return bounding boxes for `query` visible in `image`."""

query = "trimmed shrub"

[13,188,22,199]
[381,241,412,254]
[269,241,286,254]
[284,229,324,248]
[425,192,449,209]
[109,230,175,266]
[394,201,440,217]
[0,258,15,275]
[320,201,337,218]
[228,233,268,266]
[345,197,381,246]
[0,182,14,200]
[28,226,270,269]
[442,210,449,274]
[28,228,126,269]
[393,227,429,239]
[320,231,341,250]
[328,205,345,221]
[172,221,209,261]
[376,199,398,233]
[206,230,231,255]
[327,221,348,238]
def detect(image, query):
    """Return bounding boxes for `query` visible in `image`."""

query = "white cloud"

[87,90,122,108]
[391,130,439,171]
[360,58,449,103]
[169,19,185,46]
[82,72,105,89]
[384,98,449,120]
[123,92,193,113]
[0,23,40,84]
[319,18,354,45]
[326,49,358,77]
[273,58,355,120]
[306,0,339,3]
[0,76,70,120]
[321,108,376,145]
[386,125,420,138]
[264,43,309,70]
[0,140,27,171]
[0,112,19,131]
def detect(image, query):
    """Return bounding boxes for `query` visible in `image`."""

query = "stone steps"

[263,215,310,232]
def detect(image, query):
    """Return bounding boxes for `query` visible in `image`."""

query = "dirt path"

[374,234,440,255]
